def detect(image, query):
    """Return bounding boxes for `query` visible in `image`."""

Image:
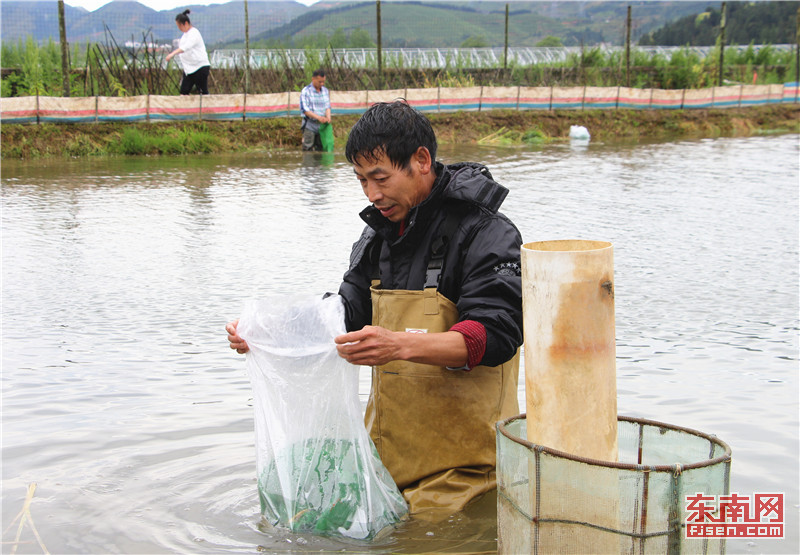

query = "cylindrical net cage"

[497,415,732,554]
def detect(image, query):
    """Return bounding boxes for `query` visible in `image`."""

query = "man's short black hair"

[312,68,326,78]
[345,100,437,170]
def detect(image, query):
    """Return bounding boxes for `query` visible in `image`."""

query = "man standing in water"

[299,69,331,151]
[228,101,522,515]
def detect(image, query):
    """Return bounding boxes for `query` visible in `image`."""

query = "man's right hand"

[226,319,249,354]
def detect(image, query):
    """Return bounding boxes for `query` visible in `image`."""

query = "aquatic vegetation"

[110,126,220,156]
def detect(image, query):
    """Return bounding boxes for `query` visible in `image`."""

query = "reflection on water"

[2,135,798,554]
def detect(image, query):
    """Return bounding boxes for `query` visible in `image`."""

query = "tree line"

[639,1,798,46]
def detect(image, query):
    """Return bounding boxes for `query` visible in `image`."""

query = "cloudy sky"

[63,0,319,11]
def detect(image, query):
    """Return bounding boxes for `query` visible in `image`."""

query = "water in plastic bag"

[237,294,408,540]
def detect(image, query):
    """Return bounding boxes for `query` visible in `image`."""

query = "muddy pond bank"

[1,104,797,160]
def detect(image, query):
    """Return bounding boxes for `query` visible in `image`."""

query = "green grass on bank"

[111,127,221,156]
[1,105,798,161]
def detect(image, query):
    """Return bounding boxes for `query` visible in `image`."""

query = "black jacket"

[338,161,523,367]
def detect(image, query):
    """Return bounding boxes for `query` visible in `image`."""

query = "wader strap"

[423,287,439,315]
[424,203,466,289]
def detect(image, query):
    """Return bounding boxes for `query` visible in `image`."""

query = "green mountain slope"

[7,0,776,51]
[639,1,799,46]
[247,1,710,48]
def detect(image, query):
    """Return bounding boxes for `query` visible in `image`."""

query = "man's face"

[312,75,325,91]
[352,148,433,223]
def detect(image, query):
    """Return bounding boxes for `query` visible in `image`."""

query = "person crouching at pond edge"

[165,9,211,95]
[300,69,332,151]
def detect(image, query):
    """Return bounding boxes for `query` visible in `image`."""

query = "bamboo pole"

[719,2,726,86]
[504,3,509,70]
[625,5,631,88]
[58,0,70,97]
[376,0,383,88]
[245,0,250,95]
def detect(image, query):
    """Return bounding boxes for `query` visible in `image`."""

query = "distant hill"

[239,1,710,49]
[2,0,745,51]
[0,0,307,46]
[639,1,799,46]
[1,1,88,44]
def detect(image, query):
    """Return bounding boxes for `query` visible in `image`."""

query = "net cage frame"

[496,414,733,554]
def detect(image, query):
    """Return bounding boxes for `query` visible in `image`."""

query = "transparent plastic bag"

[237,294,408,540]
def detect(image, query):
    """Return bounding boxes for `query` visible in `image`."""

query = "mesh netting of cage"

[496,414,732,554]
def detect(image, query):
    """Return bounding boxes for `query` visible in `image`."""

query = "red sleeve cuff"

[450,320,487,370]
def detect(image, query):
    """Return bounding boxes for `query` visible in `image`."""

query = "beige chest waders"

[365,284,520,514]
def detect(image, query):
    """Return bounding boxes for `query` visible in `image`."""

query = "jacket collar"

[359,161,509,242]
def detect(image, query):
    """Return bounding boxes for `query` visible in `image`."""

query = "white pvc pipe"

[521,239,618,462]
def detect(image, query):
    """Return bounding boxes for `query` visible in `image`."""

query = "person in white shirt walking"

[165,10,211,95]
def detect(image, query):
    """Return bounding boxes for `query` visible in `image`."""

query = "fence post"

[718,2,726,86]
[504,3,509,70]
[625,5,631,88]
[58,0,70,97]
[244,0,250,95]
[376,0,383,88]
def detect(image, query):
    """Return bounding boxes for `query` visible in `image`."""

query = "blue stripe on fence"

[3,116,36,124]
[518,102,551,110]
[439,102,481,111]
[583,101,618,109]
[412,104,439,113]
[39,115,96,124]
[243,111,291,119]
[3,84,797,124]
[480,101,517,110]
[98,114,148,122]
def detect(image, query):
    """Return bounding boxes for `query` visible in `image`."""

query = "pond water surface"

[2,134,798,554]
